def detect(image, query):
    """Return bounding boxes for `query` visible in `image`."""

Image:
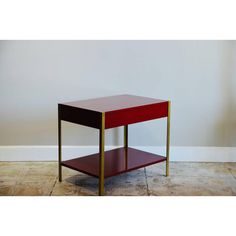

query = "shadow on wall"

[216,41,236,147]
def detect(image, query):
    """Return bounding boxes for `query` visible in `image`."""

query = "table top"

[61,94,166,113]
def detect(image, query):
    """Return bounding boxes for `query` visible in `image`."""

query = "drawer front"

[105,101,168,129]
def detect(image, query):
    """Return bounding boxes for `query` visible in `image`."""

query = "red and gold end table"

[58,95,171,196]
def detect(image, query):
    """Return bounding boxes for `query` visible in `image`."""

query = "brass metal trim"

[124,125,128,148]
[99,112,105,196]
[166,101,171,177]
[124,125,128,169]
[58,118,62,182]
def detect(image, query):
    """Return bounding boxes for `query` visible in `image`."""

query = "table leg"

[58,118,62,182]
[99,113,105,196]
[166,101,171,177]
[124,125,128,169]
[124,125,128,148]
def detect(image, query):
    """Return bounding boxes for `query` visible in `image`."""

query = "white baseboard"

[0,146,235,162]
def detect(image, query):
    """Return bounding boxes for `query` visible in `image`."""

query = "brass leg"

[166,101,171,177]
[124,125,128,169]
[99,113,105,196]
[58,118,62,182]
[124,125,128,148]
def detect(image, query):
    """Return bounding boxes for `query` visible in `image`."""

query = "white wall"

[0,41,236,147]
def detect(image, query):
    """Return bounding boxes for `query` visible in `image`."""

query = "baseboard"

[0,145,235,162]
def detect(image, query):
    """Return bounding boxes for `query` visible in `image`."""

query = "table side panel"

[58,104,102,129]
[105,101,168,129]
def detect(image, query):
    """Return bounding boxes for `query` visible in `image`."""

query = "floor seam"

[227,168,236,180]
[49,177,58,196]
[144,167,150,196]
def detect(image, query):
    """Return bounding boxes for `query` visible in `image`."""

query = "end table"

[58,94,171,196]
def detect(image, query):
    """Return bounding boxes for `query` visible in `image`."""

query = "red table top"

[62,94,166,112]
[59,94,168,129]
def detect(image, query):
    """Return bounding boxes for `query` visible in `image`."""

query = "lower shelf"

[61,147,166,178]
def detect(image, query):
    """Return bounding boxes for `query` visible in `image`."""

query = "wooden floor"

[0,161,236,196]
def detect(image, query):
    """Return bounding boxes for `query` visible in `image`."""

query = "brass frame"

[99,113,105,196]
[124,125,128,169]
[166,101,171,177]
[58,101,170,195]
[124,125,128,148]
[58,118,62,182]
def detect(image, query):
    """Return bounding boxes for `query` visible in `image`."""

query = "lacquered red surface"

[61,147,166,178]
[105,101,168,129]
[60,95,168,129]
[62,94,166,112]
[58,104,102,129]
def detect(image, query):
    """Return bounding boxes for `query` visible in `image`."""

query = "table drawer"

[105,101,168,129]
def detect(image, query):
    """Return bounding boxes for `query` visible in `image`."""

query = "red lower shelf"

[61,147,166,178]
